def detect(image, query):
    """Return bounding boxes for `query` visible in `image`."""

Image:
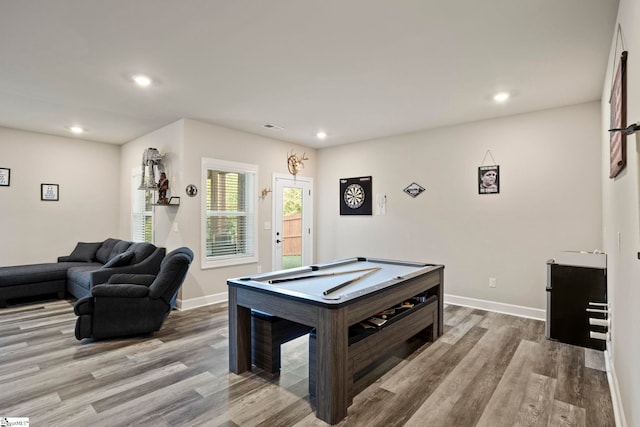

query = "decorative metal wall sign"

[185,184,198,197]
[403,182,425,198]
[340,176,372,215]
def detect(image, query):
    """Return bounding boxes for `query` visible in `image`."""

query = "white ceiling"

[0,0,619,149]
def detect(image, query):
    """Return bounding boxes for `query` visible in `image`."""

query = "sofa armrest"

[92,284,150,298]
[108,274,156,286]
[58,256,73,262]
[74,296,94,315]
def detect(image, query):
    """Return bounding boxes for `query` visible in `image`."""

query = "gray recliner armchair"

[74,247,193,340]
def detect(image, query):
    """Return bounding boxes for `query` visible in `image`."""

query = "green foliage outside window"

[283,188,302,216]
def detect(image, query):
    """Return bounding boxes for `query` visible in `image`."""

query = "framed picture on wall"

[41,183,59,201]
[0,168,9,186]
[609,50,628,179]
[478,165,500,194]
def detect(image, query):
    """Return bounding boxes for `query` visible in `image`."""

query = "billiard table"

[227,257,444,424]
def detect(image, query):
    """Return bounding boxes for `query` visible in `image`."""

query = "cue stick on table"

[322,267,381,297]
[268,267,380,284]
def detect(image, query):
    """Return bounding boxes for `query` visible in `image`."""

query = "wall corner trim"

[605,350,627,427]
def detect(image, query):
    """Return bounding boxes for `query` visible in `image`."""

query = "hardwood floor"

[0,299,615,426]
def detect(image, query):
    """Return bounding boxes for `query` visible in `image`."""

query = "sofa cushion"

[102,251,135,268]
[66,242,102,262]
[67,264,104,292]
[95,239,119,264]
[0,262,88,287]
[108,241,132,262]
[128,242,156,264]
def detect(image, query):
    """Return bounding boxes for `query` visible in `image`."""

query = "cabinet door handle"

[589,318,609,327]
[590,331,609,341]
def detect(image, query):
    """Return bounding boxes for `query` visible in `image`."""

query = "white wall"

[119,119,317,307]
[317,102,602,313]
[601,1,640,425]
[0,127,120,265]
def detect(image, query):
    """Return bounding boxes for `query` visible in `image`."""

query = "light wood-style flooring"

[0,298,615,426]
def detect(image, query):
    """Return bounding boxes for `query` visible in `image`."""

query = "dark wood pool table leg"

[315,307,349,424]
[228,287,251,374]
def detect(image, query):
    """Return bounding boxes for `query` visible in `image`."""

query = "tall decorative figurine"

[139,147,165,190]
[157,172,169,205]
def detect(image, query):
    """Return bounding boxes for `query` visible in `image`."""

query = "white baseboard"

[176,292,545,318]
[604,350,627,427]
[444,294,546,321]
[176,291,227,310]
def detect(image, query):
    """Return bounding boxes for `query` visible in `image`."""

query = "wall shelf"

[153,196,180,207]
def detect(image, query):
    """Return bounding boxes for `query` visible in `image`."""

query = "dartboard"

[344,184,365,209]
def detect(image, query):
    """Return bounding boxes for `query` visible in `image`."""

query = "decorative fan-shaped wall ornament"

[287,149,308,175]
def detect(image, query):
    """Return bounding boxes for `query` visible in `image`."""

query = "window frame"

[131,171,154,243]
[201,157,259,269]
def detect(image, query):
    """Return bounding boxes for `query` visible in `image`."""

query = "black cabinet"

[546,260,607,350]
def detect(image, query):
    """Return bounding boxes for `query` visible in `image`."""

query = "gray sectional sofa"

[0,238,165,307]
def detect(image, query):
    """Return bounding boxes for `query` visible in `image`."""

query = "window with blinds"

[132,174,154,243]
[202,158,258,268]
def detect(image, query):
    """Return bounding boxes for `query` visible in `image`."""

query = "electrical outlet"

[489,277,497,288]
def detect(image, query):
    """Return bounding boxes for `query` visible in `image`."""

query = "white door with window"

[273,174,313,270]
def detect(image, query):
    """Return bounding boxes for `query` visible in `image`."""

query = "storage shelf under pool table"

[309,292,439,402]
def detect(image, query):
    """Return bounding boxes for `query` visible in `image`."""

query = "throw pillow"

[66,242,101,262]
[102,251,135,268]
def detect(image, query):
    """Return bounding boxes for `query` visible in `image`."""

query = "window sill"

[201,255,258,270]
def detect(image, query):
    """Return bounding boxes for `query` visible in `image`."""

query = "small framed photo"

[0,168,10,186]
[478,165,500,194]
[41,183,59,201]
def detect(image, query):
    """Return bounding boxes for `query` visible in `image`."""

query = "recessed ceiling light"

[68,126,86,134]
[132,74,153,87]
[316,131,327,140]
[493,92,510,103]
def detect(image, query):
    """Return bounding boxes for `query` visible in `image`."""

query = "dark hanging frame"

[609,50,628,178]
[0,167,10,186]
